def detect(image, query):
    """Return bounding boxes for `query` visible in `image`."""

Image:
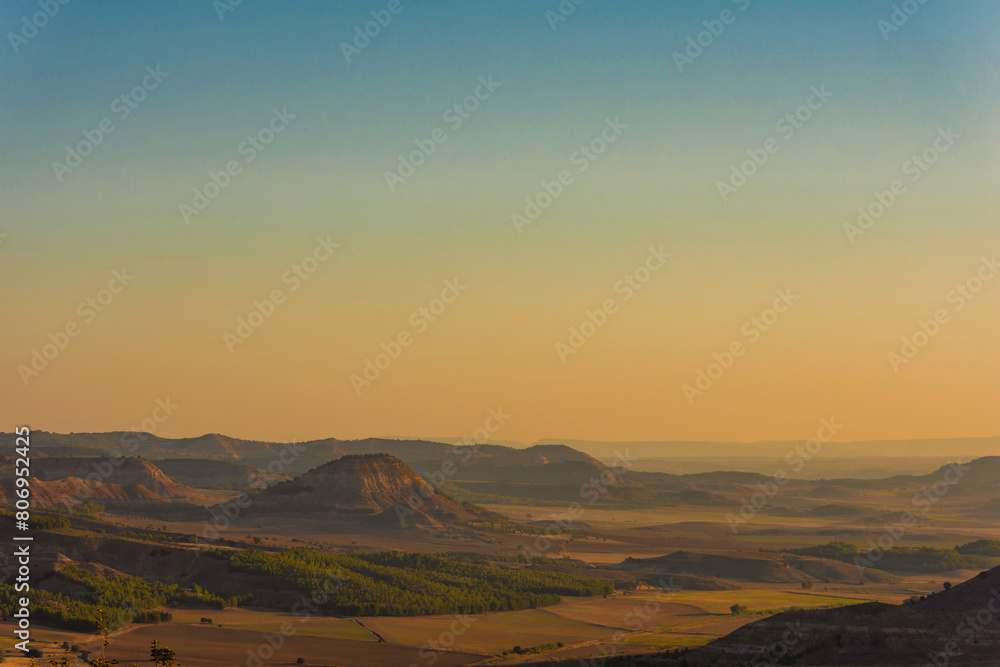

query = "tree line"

[222,547,613,616]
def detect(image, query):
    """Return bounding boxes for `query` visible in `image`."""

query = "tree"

[90,609,119,667]
[150,640,177,667]
[943,581,952,591]
[730,604,748,616]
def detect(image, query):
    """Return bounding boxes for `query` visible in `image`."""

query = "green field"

[168,607,375,642]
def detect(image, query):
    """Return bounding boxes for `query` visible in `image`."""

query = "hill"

[611,550,898,585]
[226,454,497,528]
[152,458,288,489]
[923,456,1000,486]
[673,566,1000,665]
[0,456,199,506]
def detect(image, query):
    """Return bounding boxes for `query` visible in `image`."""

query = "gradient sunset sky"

[2,0,998,445]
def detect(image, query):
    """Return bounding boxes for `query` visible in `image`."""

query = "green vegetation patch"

[0,565,249,632]
[781,540,999,573]
[222,547,613,616]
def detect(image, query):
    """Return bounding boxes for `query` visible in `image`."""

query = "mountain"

[923,456,1000,486]
[3,431,606,479]
[540,437,1000,460]
[152,458,288,490]
[227,454,497,528]
[5,431,346,473]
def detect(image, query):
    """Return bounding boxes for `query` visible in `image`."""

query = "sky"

[1,0,998,445]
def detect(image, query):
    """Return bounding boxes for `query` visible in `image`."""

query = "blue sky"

[2,1,998,443]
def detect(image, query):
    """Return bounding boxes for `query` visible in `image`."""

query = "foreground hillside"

[669,565,1000,666]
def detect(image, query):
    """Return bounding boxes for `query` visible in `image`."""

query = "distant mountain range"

[2,431,603,477]
[535,436,1000,460]
[4,432,1000,515]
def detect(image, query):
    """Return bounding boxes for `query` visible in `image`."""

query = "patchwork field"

[102,624,480,667]
[167,607,375,642]
[626,588,869,616]
[360,608,617,655]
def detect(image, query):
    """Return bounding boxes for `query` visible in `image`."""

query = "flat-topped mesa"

[296,454,436,511]
[239,453,492,528]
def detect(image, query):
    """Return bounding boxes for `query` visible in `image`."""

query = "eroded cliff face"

[0,456,196,506]
[31,457,188,494]
[229,454,486,527]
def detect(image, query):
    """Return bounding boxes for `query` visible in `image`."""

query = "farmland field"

[359,608,619,654]
[626,588,869,615]
[167,607,374,642]
[102,624,479,667]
